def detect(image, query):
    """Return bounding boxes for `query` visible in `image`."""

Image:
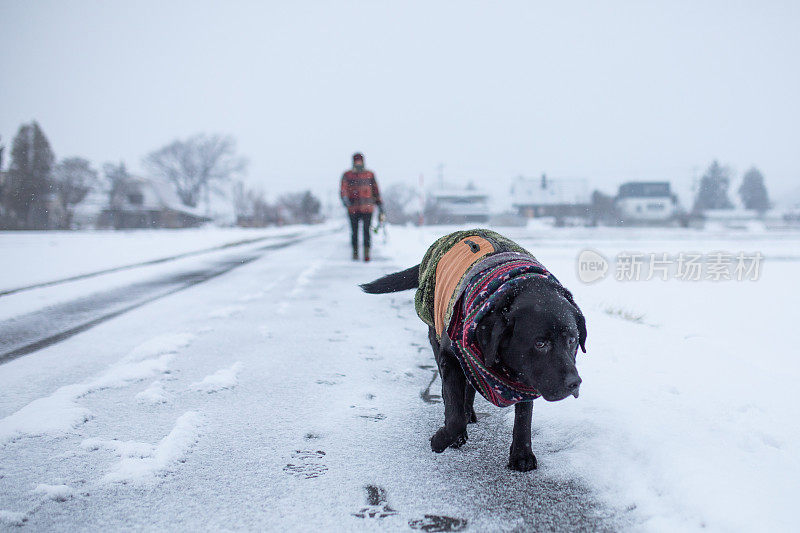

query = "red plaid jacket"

[340,169,382,214]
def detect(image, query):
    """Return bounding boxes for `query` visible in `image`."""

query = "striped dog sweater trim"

[448,258,555,407]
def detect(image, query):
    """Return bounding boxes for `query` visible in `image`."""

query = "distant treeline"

[0,121,322,229]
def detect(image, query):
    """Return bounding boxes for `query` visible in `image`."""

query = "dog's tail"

[360,264,420,294]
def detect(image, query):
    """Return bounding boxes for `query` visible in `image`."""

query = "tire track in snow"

[0,232,303,297]
[0,231,335,364]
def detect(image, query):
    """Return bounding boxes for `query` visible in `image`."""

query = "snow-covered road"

[0,229,336,362]
[1,225,798,531]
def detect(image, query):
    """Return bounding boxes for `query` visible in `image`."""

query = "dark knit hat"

[352,152,364,162]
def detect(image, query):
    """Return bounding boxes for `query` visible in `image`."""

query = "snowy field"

[0,223,798,531]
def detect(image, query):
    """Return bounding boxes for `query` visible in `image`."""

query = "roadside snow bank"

[534,320,800,531]
[383,225,800,531]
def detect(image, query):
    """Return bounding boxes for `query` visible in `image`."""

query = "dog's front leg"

[508,402,537,471]
[464,384,477,424]
[430,351,468,453]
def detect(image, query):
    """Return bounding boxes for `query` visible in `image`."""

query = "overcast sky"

[1,1,798,207]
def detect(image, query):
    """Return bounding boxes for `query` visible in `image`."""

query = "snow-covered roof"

[115,177,208,218]
[617,182,672,199]
[431,189,489,200]
[511,176,590,206]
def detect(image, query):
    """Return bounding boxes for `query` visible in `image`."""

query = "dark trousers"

[349,212,372,250]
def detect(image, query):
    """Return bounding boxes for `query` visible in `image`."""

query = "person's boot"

[352,247,359,261]
[364,247,371,262]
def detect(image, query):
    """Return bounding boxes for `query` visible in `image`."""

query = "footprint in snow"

[207,305,244,319]
[352,485,398,520]
[283,450,327,479]
[238,291,265,302]
[351,406,386,421]
[408,514,468,532]
[315,373,346,386]
[329,330,348,342]
[420,368,442,405]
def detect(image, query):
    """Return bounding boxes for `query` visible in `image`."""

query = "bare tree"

[232,181,253,220]
[381,183,418,224]
[53,157,98,228]
[144,134,247,209]
[232,180,280,227]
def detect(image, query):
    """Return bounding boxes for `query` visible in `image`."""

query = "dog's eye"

[534,340,548,350]
[568,336,576,345]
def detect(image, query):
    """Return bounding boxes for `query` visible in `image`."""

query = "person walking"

[340,152,383,261]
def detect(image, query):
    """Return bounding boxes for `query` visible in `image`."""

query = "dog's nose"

[566,375,582,398]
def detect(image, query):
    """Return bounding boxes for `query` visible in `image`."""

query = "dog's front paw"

[508,447,537,472]
[466,407,478,424]
[430,427,468,453]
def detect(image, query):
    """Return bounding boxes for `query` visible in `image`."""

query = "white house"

[511,175,591,218]
[97,177,211,229]
[615,182,678,223]
[427,186,490,224]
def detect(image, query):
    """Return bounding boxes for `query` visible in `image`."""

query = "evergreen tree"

[3,122,55,228]
[738,167,770,212]
[102,161,132,208]
[590,190,619,225]
[278,190,322,224]
[693,160,733,212]
[0,135,5,216]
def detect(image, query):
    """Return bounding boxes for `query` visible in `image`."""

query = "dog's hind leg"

[508,402,537,471]
[429,328,468,453]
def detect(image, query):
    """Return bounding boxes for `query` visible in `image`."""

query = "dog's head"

[475,276,586,402]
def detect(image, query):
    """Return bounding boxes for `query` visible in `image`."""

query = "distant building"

[97,177,211,229]
[72,189,109,229]
[427,186,490,224]
[511,175,591,218]
[614,182,678,223]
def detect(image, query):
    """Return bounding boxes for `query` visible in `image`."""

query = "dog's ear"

[561,287,587,353]
[476,299,515,367]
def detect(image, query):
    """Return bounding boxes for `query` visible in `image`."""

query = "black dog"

[361,230,586,471]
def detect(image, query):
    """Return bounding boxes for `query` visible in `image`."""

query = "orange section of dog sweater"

[433,236,496,336]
